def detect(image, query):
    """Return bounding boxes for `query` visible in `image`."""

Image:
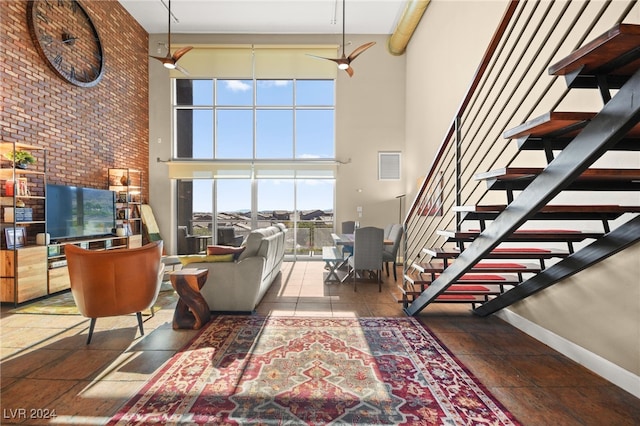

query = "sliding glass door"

[177,178,334,259]
[215,179,252,244]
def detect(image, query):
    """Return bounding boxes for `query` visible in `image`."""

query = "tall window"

[173,78,336,259]
[175,79,335,159]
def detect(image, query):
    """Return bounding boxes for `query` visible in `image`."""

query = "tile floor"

[1,261,638,425]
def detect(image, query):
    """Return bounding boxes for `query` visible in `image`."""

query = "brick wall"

[0,0,149,201]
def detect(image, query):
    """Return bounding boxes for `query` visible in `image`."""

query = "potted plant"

[3,150,36,169]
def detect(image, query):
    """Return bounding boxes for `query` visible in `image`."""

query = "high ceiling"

[118,0,409,35]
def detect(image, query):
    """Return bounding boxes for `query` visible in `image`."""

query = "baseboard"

[496,309,640,398]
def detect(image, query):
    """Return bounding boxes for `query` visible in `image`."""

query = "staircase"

[403,23,640,316]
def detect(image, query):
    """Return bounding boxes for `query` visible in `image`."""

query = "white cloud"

[225,80,252,91]
[258,80,291,88]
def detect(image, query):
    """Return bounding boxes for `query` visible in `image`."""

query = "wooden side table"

[170,268,210,330]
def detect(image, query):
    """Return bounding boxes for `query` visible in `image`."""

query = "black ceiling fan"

[150,0,192,74]
[308,0,375,77]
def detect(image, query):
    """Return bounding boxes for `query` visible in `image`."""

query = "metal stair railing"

[401,0,639,313]
[405,69,640,316]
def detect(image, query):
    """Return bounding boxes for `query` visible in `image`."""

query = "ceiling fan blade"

[306,53,344,66]
[344,66,354,77]
[306,53,337,62]
[172,46,193,62]
[175,63,190,75]
[347,41,376,62]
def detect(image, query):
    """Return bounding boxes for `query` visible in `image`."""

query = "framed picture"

[5,226,26,249]
[117,191,128,203]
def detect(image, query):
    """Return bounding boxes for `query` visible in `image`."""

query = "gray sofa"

[184,223,287,312]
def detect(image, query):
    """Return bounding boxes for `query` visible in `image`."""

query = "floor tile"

[1,260,637,425]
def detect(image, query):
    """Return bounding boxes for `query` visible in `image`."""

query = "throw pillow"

[178,254,234,266]
[206,245,246,260]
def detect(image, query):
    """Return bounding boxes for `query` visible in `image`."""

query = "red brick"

[0,0,149,200]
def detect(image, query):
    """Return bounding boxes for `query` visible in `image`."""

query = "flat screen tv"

[47,184,116,240]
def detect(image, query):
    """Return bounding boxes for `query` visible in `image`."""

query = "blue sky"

[180,79,336,213]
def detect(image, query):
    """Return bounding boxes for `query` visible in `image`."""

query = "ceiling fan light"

[164,62,176,69]
[338,63,349,70]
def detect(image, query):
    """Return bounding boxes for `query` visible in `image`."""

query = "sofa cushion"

[238,226,279,260]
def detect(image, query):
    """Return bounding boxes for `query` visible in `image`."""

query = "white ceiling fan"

[307,0,375,77]
[150,0,192,74]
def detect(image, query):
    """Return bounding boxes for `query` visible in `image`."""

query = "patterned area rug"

[10,283,176,315]
[108,316,520,425]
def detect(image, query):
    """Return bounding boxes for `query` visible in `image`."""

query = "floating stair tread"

[548,23,640,77]
[504,112,640,140]
[402,292,479,300]
[424,247,569,259]
[400,292,492,303]
[454,204,640,214]
[435,294,482,300]
[406,272,518,282]
[474,168,640,191]
[406,282,493,293]
[405,273,521,286]
[414,261,541,274]
[475,167,640,181]
[454,204,640,222]
[437,229,604,242]
[517,136,640,152]
[504,111,594,139]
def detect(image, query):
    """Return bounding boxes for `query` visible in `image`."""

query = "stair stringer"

[473,214,640,317]
[404,68,640,317]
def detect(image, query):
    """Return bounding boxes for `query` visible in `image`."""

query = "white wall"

[403,0,507,204]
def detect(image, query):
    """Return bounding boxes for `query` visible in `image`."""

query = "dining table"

[330,233,393,282]
[331,233,394,247]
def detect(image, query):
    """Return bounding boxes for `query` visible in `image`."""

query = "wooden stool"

[170,268,210,330]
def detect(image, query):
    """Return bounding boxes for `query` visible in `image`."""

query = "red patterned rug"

[108,316,520,425]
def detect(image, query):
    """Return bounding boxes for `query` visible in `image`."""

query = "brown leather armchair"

[65,241,164,344]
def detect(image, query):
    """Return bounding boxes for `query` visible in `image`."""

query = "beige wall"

[508,242,640,375]
[148,33,406,254]
[335,35,406,228]
[403,0,507,205]
[404,0,640,389]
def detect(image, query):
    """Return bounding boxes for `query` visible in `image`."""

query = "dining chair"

[383,223,393,239]
[341,221,356,234]
[341,220,356,257]
[382,224,403,281]
[347,226,384,292]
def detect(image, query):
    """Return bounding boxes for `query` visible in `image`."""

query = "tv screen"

[47,184,116,240]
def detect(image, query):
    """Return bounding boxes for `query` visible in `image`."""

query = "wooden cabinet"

[0,155,146,304]
[0,142,47,304]
[1,246,47,303]
[48,264,70,294]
